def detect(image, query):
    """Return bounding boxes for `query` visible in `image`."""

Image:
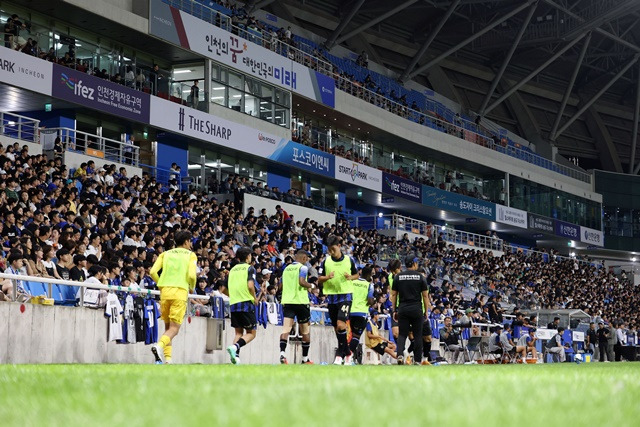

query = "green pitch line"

[1,363,639,427]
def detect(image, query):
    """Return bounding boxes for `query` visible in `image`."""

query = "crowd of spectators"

[0,138,637,340]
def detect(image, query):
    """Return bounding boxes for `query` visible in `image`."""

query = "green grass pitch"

[1,363,639,427]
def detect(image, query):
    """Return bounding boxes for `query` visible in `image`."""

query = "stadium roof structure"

[254,0,640,173]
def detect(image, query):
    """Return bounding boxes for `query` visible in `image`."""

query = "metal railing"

[7,27,186,105]
[168,0,592,184]
[366,214,603,268]
[48,127,140,166]
[140,163,176,185]
[0,112,40,143]
[442,226,503,251]
[356,214,502,252]
[502,245,603,269]
[0,272,385,326]
[0,272,209,305]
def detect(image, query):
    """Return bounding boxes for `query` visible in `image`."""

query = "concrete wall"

[0,302,342,364]
[335,91,600,202]
[244,193,336,225]
[64,151,143,178]
[62,0,149,34]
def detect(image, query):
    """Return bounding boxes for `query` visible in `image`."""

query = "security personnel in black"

[390,255,431,365]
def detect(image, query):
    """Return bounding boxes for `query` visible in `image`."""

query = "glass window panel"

[261,84,273,99]
[244,93,259,117]
[228,88,242,111]
[229,71,243,89]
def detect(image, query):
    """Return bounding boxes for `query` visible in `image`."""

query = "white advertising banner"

[149,97,336,179]
[334,156,382,192]
[535,329,556,340]
[495,205,528,229]
[0,45,52,95]
[149,96,286,159]
[580,225,604,247]
[148,0,335,107]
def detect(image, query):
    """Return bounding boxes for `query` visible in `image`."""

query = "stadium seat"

[27,281,48,297]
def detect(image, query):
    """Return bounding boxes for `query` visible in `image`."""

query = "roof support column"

[484,33,588,115]
[479,1,539,115]
[323,0,366,50]
[333,0,419,46]
[555,54,640,138]
[550,33,592,141]
[398,0,461,83]
[405,0,536,80]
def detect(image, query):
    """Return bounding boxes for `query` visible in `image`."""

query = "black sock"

[302,342,310,357]
[349,336,360,354]
[407,339,415,354]
[337,330,348,357]
[279,339,287,353]
[424,341,432,360]
[235,338,246,355]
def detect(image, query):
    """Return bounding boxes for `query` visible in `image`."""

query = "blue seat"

[51,284,64,302]
[61,284,79,302]
[27,281,48,297]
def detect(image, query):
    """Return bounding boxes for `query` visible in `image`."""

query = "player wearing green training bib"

[318,235,359,365]
[387,259,402,341]
[347,265,375,364]
[279,249,315,364]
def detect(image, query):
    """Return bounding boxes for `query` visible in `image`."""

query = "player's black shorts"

[422,319,432,337]
[231,309,257,330]
[283,304,311,324]
[372,342,389,355]
[328,301,351,326]
[350,315,367,335]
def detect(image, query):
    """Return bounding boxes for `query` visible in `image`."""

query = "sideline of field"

[0,363,639,427]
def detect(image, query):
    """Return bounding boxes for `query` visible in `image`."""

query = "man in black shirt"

[585,322,598,360]
[390,255,430,365]
[547,316,560,330]
[70,254,87,282]
[597,322,610,362]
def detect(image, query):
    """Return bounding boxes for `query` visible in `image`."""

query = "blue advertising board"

[268,140,334,177]
[382,173,422,203]
[555,220,580,240]
[51,64,150,123]
[422,185,494,220]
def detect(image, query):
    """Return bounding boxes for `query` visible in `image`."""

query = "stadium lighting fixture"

[173,69,192,74]
[632,257,637,262]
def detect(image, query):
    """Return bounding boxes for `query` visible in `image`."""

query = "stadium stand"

[0,0,635,367]
[0,141,637,341]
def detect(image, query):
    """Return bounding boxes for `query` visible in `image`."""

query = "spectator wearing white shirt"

[85,233,102,259]
[615,322,627,361]
[104,170,115,186]
[124,135,135,165]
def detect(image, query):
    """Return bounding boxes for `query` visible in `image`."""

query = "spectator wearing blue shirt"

[517,328,538,359]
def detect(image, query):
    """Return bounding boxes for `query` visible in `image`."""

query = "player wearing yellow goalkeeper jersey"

[149,230,197,364]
